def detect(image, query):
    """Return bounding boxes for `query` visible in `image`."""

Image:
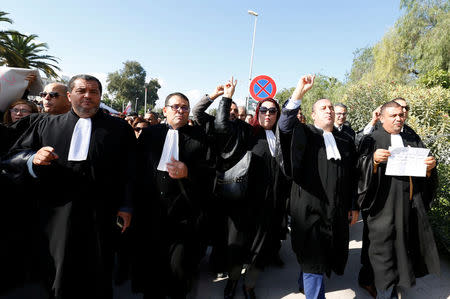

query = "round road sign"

[249,75,277,101]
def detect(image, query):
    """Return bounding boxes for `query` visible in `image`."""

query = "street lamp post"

[144,86,148,113]
[247,10,258,111]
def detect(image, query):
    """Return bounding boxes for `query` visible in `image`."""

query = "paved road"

[2,219,450,298]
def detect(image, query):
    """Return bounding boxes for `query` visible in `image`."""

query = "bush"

[428,164,450,255]
[418,69,450,89]
[341,81,450,162]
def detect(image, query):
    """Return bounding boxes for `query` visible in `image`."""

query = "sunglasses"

[166,104,190,112]
[259,107,277,115]
[400,105,410,111]
[39,91,60,98]
[134,127,143,132]
[10,108,32,114]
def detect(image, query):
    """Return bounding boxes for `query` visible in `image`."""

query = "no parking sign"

[249,75,277,101]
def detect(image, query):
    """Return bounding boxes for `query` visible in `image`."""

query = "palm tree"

[1,33,60,78]
[0,11,13,24]
[0,11,21,63]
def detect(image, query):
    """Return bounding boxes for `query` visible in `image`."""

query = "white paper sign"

[0,67,43,112]
[385,146,430,177]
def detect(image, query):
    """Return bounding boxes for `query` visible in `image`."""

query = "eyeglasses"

[134,127,143,132]
[335,112,348,116]
[400,105,410,111]
[166,104,190,112]
[10,108,32,114]
[259,107,277,115]
[39,91,60,98]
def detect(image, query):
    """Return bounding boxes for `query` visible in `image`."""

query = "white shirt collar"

[265,130,276,157]
[157,129,179,171]
[315,125,341,160]
[68,118,92,161]
[390,134,404,148]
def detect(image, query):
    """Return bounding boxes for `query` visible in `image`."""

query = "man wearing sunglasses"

[40,83,71,115]
[7,83,71,142]
[133,92,212,299]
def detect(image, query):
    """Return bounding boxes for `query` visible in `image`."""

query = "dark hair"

[146,111,158,118]
[334,103,348,110]
[132,117,149,128]
[3,99,39,125]
[165,92,189,106]
[68,74,102,95]
[251,98,281,131]
[380,100,401,115]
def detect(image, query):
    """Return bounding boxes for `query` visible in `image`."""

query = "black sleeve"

[356,135,377,211]
[214,97,234,135]
[120,124,137,211]
[277,105,301,178]
[192,95,215,126]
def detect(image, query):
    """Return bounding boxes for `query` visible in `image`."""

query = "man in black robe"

[333,103,356,142]
[132,92,212,299]
[1,74,135,299]
[357,101,439,298]
[278,75,358,298]
[356,97,424,297]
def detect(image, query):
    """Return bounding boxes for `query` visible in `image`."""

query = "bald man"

[40,82,71,115]
[279,75,358,298]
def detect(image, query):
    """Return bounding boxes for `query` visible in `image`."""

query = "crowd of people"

[0,73,440,299]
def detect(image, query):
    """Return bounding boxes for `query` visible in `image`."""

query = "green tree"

[397,0,450,74]
[145,78,161,111]
[346,47,375,83]
[107,61,160,113]
[359,0,450,84]
[276,74,345,123]
[276,87,295,106]
[0,11,25,68]
[418,68,450,88]
[347,1,449,85]
[0,33,60,78]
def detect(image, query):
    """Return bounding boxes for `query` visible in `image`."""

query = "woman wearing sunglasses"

[3,99,39,126]
[214,79,289,299]
[131,117,149,138]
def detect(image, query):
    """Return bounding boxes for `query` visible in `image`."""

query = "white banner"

[0,67,43,112]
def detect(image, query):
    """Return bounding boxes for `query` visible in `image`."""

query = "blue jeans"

[376,286,399,299]
[299,271,325,299]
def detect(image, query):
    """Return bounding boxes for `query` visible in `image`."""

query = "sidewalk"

[189,219,450,299]
[2,219,450,298]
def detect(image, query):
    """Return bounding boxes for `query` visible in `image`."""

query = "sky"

[2,0,402,110]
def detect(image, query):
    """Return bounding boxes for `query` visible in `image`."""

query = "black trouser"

[358,211,374,286]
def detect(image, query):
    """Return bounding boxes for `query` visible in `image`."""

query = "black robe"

[357,127,439,290]
[1,109,136,299]
[131,123,212,298]
[214,97,289,269]
[278,106,357,276]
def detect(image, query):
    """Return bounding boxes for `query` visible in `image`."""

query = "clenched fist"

[33,146,59,165]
